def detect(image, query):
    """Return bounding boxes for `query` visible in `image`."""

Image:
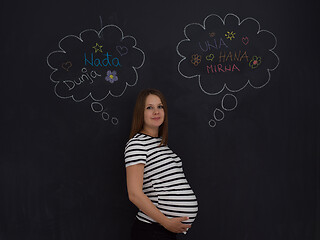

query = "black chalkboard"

[1,0,319,240]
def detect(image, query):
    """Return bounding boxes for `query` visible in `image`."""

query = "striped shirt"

[124,133,198,226]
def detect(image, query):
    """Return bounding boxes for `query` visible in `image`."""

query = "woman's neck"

[140,127,159,137]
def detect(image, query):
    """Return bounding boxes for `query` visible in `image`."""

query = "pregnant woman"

[125,89,198,240]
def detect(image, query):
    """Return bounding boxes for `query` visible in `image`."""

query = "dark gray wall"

[1,0,319,239]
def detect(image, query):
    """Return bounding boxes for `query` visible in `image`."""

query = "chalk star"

[92,43,103,53]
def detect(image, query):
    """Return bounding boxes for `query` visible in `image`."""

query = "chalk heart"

[242,37,249,45]
[116,45,128,56]
[62,61,72,71]
[206,54,215,61]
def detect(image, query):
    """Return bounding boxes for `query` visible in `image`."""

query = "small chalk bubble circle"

[208,119,216,128]
[221,94,237,111]
[102,112,110,121]
[213,108,224,121]
[91,102,104,113]
[111,117,119,125]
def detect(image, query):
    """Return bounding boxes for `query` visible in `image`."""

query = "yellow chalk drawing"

[206,54,215,61]
[92,43,103,53]
[225,31,236,40]
[249,56,262,69]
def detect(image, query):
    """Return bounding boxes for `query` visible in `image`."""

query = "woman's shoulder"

[126,133,148,146]
[125,134,149,153]
[125,133,161,148]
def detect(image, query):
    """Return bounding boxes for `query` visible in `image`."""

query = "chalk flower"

[191,54,202,66]
[249,56,262,69]
[105,70,118,83]
[225,31,236,40]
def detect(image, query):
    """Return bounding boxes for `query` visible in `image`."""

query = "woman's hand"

[162,216,191,233]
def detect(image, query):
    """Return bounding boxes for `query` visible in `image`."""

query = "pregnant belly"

[157,188,198,225]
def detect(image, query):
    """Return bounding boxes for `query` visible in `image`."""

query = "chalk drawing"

[47,19,145,124]
[208,119,216,128]
[176,13,279,127]
[242,36,249,45]
[213,108,224,121]
[221,94,238,111]
[90,102,118,125]
[206,54,215,61]
[62,61,72,71]
[91,102,103,113]
[225,31,236,40]
[105,70,118,84]
[92,43,103,53]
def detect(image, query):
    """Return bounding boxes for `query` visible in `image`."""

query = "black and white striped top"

[124,133,198,226]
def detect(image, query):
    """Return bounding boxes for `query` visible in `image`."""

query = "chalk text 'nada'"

[84,52,121,67]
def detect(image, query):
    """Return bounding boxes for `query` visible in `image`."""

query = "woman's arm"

[126,164,191,233]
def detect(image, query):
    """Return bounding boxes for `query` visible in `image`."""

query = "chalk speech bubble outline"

[176,13,280,95]
[47,24,145,102]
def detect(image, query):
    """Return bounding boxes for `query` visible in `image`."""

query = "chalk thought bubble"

[176,13,279,95]
[47,25,145,102]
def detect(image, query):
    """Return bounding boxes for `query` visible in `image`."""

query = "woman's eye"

[158,105,164,109]
[146,106,153,110]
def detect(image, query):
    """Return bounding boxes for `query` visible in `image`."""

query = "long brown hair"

[129,89,168,145]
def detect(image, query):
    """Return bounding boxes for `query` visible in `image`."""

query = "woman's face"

[143,94,165,131]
